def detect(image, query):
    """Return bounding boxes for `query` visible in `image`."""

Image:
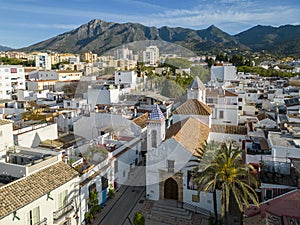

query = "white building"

[143,46,159,66]
[0,65,26,100]
[206,89,239,126]
[145,105,219,214]
[17,89,49,101]
[57,71,82,82]
[87,85,120,109]
[187,76,206,103]
[0,161,79,225]
[35,53,51,70]
[14,123,58,148]
[114,70,137,89]
[114,48,133,60]
[268,131,300,162]
[172,99,212,128]
[28,70,58,81]
[0,119,14,158]
[73,112,143,193]
[210,65,237,82]
[63,98,88,109]
[56,110,80,133]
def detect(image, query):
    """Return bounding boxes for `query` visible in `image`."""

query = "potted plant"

[107,184,115,199]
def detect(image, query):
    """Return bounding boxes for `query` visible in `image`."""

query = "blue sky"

[0,0,300,48]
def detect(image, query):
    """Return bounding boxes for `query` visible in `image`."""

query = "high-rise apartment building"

[0,65,26,99]
[35,53,51,70]
[143,46,159,66]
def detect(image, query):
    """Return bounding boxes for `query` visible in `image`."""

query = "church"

[145,76,221,213]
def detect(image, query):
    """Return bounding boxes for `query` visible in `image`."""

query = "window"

[67,102,71,106]
[238,98,242,102]
[27,206,40,225]
[207,98,213,104]
[192,195,199,202]
[187,170,197,190]
[58,190,68,209]
[114,160,118,173]
[219,110,224,119]
[4,69,9,72]
[238,106,242,110]
[266,189,273,200]
[11,68,17,73]
[101,175,108,189]
[151,130,157,148]
[167,160,175,173]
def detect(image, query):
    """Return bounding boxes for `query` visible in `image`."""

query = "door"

[164,178,178,200]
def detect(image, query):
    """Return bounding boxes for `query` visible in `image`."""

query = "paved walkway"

[93,165,145,225]
[92,164,210,225]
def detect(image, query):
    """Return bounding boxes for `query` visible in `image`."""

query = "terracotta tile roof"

[132,113,148,128]
[244,214,266,225]
[173,99,212,116]
[244,190,300,221]
[259,139,270,150]
[206,89,221,97]
[0,119,13,126]
[265,189,300,219]
[0,161,78,219]
[211,124,247,135]
[206,89,238,97]
[165,117,210,156]
[224,90,238,97]
[257,113,275,121]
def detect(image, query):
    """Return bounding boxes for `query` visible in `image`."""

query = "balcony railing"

[34,217,47,225]
[53,200,74,222]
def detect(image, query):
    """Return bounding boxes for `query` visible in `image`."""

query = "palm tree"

[188,141,221,225]
[217,144,259,224]
[190,142,259,225]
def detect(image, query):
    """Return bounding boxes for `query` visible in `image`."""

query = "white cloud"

[13,23,79,30]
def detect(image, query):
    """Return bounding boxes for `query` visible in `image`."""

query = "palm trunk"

[213,190,218,225]
[224,211,229,225]
[240,210,244,225]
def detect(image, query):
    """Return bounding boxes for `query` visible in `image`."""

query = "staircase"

[151,200,192,220]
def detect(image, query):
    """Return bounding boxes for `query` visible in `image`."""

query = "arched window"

[151,130,157,148]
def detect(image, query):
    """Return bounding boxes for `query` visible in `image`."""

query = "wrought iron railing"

[53,200,74,222]
[180,201,211,216]
[34,217,47,225]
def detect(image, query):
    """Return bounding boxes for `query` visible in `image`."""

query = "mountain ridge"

[16,19,300,56]
[0,45,13,51]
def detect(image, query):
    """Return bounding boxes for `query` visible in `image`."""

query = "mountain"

[19,19,247,55]
[18,20,300,56]
[235,25,300,55]
[0,45,13,51]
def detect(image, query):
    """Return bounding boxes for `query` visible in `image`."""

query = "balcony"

[53,200,74,222]
[34,217,47,225]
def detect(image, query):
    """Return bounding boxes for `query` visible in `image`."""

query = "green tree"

[189,141,221,225]
[205,57,215,68]
[190,66,210,82]
[191,143,259,225]
[133,211,145,225]
[85,190,101,224]
[230,54,245,67]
